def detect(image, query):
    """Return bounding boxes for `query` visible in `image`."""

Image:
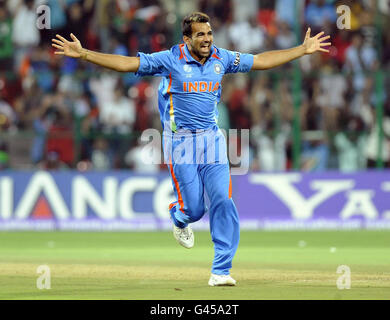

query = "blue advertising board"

[0,171,389,230]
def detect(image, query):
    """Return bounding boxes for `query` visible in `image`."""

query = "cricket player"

[52,12,330,286]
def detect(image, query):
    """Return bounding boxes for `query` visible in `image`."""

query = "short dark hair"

[182,12,210,37]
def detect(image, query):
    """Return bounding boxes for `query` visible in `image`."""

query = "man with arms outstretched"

[52,12,330,286]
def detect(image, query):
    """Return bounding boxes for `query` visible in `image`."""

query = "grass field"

[0,230,389,300]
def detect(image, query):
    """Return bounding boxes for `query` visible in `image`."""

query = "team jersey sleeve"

[222,49,254,74]
[135,50,171,77]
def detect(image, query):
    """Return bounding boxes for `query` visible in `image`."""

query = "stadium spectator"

[124,137,161,173]
[344,32,377,91]
[275,0,298,27]
[37,150,68,170]
[44,92,74,166]
[89,71,119,112]
[334,111,367,172]
[0,3,13,72]
[12,0,40,72]
[365,118,390,168]
[383,32,390,68]
[300,98,329,171]
[304,0,337,31]
[0,93,16,132]
[227,74,251,129]
[30,96,51,164]
[29,44,56,93]
[331,30,351,66]
[0,140,9,169]
[216,101,230,132]
[275,20,296,50]
[228,16,266,54]
[99,83,135,135]
[231,0,257,23]
[209,17,230,50]
[94,0,115,53]
[47,0,67,33]
[316,60,348,131]
[199,0,232,23]
[91,136,111,170]
[251,119,289,172]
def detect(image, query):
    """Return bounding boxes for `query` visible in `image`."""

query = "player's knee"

[218,198,239,221]
[186,204,205,222]
[215,195,235,209]
[213,189,231,202]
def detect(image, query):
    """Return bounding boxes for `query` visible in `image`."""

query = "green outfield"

[0,230,389,300]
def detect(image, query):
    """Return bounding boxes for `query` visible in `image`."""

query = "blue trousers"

[164,126,240,275]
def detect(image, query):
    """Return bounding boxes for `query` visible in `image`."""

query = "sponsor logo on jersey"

[233,52,240,66]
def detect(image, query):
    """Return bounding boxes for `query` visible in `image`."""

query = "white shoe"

[173,224,194,249]
[208,274,237,286]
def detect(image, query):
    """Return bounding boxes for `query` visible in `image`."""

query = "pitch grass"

[0,231,390,300]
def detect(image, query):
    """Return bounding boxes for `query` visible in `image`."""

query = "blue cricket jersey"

[135,44,254,131]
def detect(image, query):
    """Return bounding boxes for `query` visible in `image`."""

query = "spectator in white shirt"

[99,85,136,135]
[12,0,40,71]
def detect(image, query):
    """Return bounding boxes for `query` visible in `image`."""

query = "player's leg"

[201,162,240,277]
[167,162,207,249]
[200,127,240,278]
[164,129,206,227]
[168,162,206,227]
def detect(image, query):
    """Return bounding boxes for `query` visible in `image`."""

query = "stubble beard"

[188,39,212,60]
[191,46,211,61]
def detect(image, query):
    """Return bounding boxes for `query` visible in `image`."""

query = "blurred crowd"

[0,0,389,172]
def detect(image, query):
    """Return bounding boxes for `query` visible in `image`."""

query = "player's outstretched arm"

[251,28,331,70]
[51,34,140,73]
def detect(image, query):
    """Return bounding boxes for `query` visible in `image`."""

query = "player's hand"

[52,33,83,58]
[302,28,331,54]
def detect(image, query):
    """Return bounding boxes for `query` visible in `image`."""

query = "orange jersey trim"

[211,48,221,60]
[229,175,232,199]
[168,73,173,116]
[179,44,188,62]
[168,161,185,214]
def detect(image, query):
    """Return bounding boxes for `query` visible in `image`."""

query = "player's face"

[185,22,213,60]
